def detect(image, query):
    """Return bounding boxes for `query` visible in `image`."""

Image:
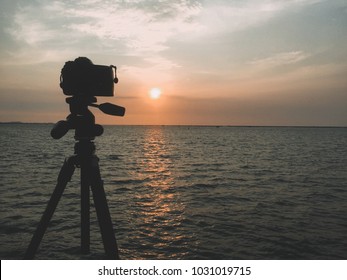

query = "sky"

[0,0,346,126]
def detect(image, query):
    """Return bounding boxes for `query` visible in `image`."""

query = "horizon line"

[1,121,346,129]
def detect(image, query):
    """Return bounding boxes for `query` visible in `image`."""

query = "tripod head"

[51,57,125,140]
[51,95,125,140]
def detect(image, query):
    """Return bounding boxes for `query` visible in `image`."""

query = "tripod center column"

[75,138,96,254]
[74,138,96,157]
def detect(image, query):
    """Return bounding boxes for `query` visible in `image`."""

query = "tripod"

[25,96,124,259]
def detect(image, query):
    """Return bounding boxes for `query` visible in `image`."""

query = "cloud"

[249,51,310,68]
[3,1,341,93]
[3,0,204,82]
[197,0,324,36]
[68,1,202,52]
[5,0,324,61]
[6,0,202,53]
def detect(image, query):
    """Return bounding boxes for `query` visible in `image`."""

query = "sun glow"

[149,88,162,99]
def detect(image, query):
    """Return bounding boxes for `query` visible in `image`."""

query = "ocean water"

[0,124,346,260]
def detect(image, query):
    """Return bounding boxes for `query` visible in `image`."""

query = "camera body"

[60,57,118,97]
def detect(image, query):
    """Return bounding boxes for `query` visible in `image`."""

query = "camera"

[60,57,118,97]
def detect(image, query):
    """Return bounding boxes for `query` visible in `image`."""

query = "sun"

[149,87,162,99]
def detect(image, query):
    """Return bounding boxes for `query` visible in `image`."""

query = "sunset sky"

[1,0,346,126]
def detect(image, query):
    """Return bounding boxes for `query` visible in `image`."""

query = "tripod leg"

[24,157,76,259]
[80,163,90,254]
[89,156,120,259]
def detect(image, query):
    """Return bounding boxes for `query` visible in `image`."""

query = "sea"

[0,123,346,260]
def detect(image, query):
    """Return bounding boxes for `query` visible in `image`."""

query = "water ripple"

[1,124,347,259]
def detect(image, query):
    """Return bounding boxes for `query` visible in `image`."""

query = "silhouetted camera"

[60,57,119,97]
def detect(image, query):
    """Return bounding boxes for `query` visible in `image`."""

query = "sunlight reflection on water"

[129,127,188,259]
